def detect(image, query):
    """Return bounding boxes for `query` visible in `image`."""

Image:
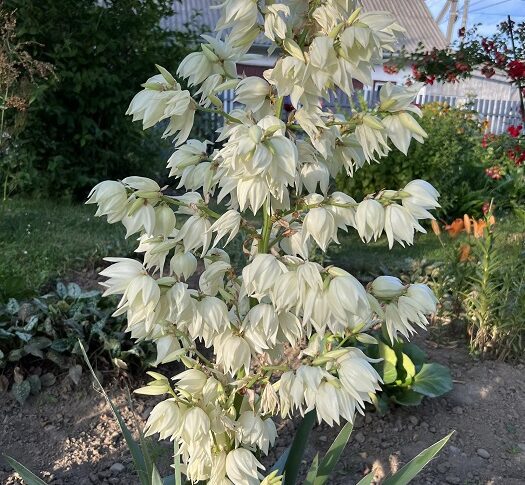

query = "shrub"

[478,125,525,214]
[336,102,487,219]
[4,0,200,198]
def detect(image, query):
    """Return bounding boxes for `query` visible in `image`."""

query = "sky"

[426,0,525,38]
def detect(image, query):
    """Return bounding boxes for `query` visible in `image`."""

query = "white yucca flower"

[126,72,195,145]
[370,275,406,299]
[225,448,265,485]
[235,77,272,114]
[208,210,242,247]
[86,180,128,223]
[355,199,385,242]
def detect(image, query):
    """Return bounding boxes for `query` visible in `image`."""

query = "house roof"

[164,0,447,52]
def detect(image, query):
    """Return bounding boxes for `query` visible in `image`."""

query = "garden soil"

[1,336,524,485]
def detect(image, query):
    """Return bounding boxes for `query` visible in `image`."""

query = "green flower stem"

[196,105,242,124]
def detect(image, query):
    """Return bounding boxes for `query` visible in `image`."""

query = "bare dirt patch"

[1,338,524,485]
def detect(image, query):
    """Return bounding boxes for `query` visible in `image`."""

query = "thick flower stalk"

[88,1,441,483]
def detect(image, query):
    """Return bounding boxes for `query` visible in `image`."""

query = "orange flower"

[463,214,472,235]
[445,219,464,237]
[431,219,441,236]
[473,219,487,238]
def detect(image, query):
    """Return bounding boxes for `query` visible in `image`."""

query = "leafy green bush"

[363,336,452,412]
[0,282,154,403]
[336,102,487,218]
[4,0,200,198]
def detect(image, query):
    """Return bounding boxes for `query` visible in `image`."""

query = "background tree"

[4,0,199,198]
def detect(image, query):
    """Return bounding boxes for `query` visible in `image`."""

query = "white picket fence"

[218,89,521,134]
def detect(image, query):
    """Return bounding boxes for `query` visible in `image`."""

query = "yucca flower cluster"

[87,1,440,483]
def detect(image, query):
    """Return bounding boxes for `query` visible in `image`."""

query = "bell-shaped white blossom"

[225,448,264,485]
[86,181,128,223]
[126,72,195,145]
[355,199,385,242]
[370,276,406,299]
[235,77,272,114]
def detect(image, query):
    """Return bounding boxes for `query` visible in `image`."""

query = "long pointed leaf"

[270,446,291,475]
[3,455,47,485]
[151,465,163,485]
[314,421,354,485]
[304,454,319,485]
[79,341,149,484]
[283,410,316,485]
[383,432,454,485]
[355,471,375,485]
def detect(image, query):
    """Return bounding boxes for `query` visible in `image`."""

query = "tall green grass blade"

[383,432,454,485]
[3,456,47,485]
[283,410,316,485]
[79,341,149,484]
[355,471,375,485]
[314,421,354,484]
[304,454,319,484]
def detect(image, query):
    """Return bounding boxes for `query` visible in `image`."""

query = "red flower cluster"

[485,165,503,180]
[383,64,399,75]
[482,133,496,148]
[507,147,525,166]
[507,60,525,80]
[507,125,523,137]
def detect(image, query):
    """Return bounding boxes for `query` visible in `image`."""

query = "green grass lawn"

[0,198,133,300]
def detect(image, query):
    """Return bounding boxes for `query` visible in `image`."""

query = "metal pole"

[508,15,525,123]
[436,0,450,24]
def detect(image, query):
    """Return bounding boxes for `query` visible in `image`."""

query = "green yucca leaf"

[282,410,316,485]
[303,454,319,484]
[314,421,354,485]
[79,341,149,485]
[355,471,375,485]
[3,455,47,485]
[383,432,454,485]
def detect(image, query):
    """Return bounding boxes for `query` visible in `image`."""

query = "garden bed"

[1,333,524,485]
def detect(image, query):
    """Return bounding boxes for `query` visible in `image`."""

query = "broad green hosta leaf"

[3,455,46,485]
[392,389,423,407]
[402,343,427,372]
[412,363,453,398]
[378,342,398,384]
[383,433,454,485]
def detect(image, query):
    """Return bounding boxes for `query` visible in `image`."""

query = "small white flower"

[225,448,264,485]
[170,250,198,281]
[144,399,185,440]
[302,207,338,251]
[402,180,440,219]
[355,199,385,242]
[86,181,128,224]
[214,330,252,375]
[175,215,212,256]
[173,369,208,395]
[370,276,406,299]
[242,254,286,300]
[384,204,425,249]
[209,210,242,247]
[235,77,272,113]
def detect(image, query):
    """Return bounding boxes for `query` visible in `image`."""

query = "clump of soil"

[1,339,524,484]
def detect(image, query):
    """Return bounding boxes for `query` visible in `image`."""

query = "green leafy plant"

[0,282,154,403]
[365,337,453,411]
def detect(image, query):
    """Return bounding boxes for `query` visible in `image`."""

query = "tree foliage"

[5,0,200,198]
